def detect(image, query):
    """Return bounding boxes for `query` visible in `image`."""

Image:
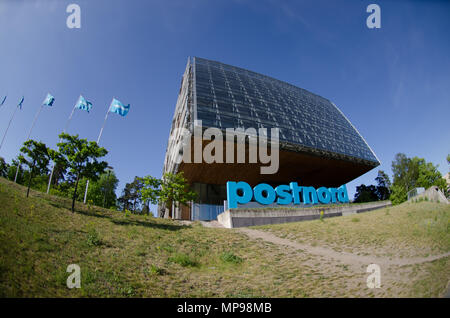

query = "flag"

[109,98,130,117]
[0,96,6,106]
[18,96,24,109]
[75,95,92,113]
[42,93,55,106]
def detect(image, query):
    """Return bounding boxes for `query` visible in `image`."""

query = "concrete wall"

[407,186,448,204]
[217,201,391,228]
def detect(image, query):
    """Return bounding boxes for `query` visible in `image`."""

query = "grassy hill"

[0,177,449,297]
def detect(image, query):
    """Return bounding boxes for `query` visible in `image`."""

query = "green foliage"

[74,172,119,209]
[220,251,243,264]
[416,161,446,191]
[18,140,51,197]
[168,253,199,267]
[18,140,51,176]
[139,172,197,218]
[146,264,166,276]
[353,184,379,203]
[375,170,391,200]
[390,153,446,205]
[85,224,101,246]
[56,133,108,212]
[390,184,407,205]
[0,157,8,177]
[118,176,144,212]
[139,175,161,205]
[160,172,197,207]
[353,170,391,203]
[7,160,22,183]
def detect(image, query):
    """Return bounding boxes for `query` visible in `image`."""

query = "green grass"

[0,177,449,297]
[255,200,450,258]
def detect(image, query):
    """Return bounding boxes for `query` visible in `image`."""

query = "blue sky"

[0,0,449,211]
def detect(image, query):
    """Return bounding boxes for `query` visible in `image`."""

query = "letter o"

[253,183,276,205]
[317,187,331,204]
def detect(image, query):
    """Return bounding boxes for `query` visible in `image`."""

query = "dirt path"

[238,228,450,267]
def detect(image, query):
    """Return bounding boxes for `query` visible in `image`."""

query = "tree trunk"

[26,160,35,198]
[72,173,80,213]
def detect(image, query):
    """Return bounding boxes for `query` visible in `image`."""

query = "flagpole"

[14,104,44,182]
[0,104,19,152]
[46,105,77,194]
[0,95,6,109]
[83,101,111,203]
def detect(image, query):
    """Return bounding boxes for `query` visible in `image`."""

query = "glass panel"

[194,57,378,163]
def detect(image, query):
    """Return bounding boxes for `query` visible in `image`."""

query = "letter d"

[337,185,349,203]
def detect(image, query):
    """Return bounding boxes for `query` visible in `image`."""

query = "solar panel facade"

[193,57,379,165]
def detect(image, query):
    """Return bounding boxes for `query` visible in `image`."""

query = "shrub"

[351,217,360,223]
[86,226,101,246]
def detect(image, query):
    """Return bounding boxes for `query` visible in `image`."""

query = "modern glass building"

[161,57,380,220]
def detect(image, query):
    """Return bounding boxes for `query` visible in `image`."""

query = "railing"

[191,203,225,220]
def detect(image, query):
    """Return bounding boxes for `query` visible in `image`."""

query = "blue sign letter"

[227,181,253,209]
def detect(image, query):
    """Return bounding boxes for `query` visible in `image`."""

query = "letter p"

[227,181,253,209]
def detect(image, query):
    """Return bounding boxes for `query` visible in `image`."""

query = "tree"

[390,184,407,205]
[375,170,391,200]
[390,153,446,205]
[18,140,51,197]
[48,149,69,187]
[353,170,391,203]
[118,182,133,211]
[56,133,108,212]
[0,157,8,178]
[140,172,197,218]
[353,184,379,203]
[416,161,446,190]
[129,176,144,211]
[75,170,119,209]
[117,176,144,212]
[391,153,416,193]
[139,175,161,206]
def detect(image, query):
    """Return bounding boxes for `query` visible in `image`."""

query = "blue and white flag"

[75,95,92,113]
[42,93,55,106]
[0,95,6,106]
[109,98,130,117]
[18,96,24,109]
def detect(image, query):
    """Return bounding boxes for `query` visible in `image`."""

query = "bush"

[390,184,407,205]
[86,227,101,246]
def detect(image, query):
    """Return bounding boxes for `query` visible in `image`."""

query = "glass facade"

[194,57,379,164]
